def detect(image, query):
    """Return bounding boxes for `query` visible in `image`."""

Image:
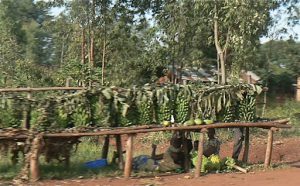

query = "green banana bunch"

[222,104,237,122]
[34,98,57,131]
[71,107,90,127]
[115,89,139,127]
[238,94,256,122]
[94,88,116,127]
[0,97,23,128]
[118,102,140,127]
[155,88,172,124]
[56,105,70,128]
[174,86,192,123]
[136,90,154,125]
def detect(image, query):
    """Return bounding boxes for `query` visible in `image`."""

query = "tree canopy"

[0,0,299,94]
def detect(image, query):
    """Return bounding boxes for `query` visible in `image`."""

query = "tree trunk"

[101,39,106,85]
[60,36,65,65]
[214,2,226,85]
[90,34,94,67]
[90,0,95,67]
[296,77,300,101]
[81,28,86,64]
[219,52,226,85]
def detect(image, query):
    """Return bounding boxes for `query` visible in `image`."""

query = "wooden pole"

[0,121,291,140]
[296,77,300,101]
[0,87,84,93]
[242,127,249,163]
[232,164,247,173]
[30,134,43,182]
[41,121,290,137]
[23,91,32,129]
[264,127,276,168]
[195,129,206,178]
[115,134,124,169]
[261,87,268,117]
[101,135,110,159]
[124,134,134,179]
[66,78,72,87]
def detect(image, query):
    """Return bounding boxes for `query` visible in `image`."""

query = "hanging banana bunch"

[71,106,90,127]
[96,87,116,127]
[117,88,139,127]
[174,86,192,124]
[34,98,57,131]
[155,87,172,124]
[222,104,238,122]
[215,90,237,122]
[136,87,154,125]
[238,93,257,122]
[0,96,23,128]
[85,90,101,126]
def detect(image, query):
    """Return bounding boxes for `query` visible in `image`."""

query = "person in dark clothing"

[232,127,244,160]
[130,133,192,172]
[193,128,220,157]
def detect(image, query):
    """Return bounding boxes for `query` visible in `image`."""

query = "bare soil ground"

[35,136,300,186]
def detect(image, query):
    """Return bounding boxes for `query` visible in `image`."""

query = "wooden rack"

[0,119,291,181]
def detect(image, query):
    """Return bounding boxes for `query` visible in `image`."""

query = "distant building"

[240,70,261,84]
[156,65,260,85]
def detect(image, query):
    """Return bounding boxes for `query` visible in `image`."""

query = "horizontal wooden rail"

[0,120,290,139]
[0,87,85,92]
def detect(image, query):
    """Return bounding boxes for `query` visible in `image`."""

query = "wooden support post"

[195,129,207,178]
[30,134,43,182]
[242,127,249,163]
[296,77,300,101]
[66,78,72,87]
[115,134,124,169]
[101,135,110,159]
[264,127,276,168]
[23,91,32,129]
[124,134,134,179]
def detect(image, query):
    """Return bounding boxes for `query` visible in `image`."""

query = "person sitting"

[193,128,221,157]
[131,134,192,172]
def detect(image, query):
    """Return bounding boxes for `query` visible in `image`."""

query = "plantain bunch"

[58,94,91,128]
[136,90,154,125]
[118,103,139,126]
[222,104,238,122]
[238,94,256,122]
[71,106,90,127]
[0,97,24,128]
[117,89,140,127]
[96,88,116,127]
[34,98,58,131]
[174,86,192,123]
[155,87,172,124]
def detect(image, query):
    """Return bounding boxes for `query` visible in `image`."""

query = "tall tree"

[194,0,278,84]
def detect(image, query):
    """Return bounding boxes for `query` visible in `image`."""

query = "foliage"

[0,0,299,90]
[0,84,262,131]
[254,39,300,94]
[0,138,120,180]
[264,99,300,136]
[194,0,278,84]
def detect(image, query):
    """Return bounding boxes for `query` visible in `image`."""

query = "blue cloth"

[132,155,158,171]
